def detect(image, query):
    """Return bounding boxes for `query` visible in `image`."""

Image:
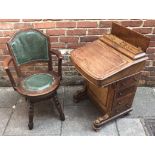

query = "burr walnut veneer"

[70,23,150,131]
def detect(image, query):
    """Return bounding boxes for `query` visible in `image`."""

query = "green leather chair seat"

[23,73,54,91]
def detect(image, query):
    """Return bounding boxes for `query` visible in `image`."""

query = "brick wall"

[0,19,155,86]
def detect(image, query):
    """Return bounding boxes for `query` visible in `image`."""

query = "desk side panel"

[87,81,108,112]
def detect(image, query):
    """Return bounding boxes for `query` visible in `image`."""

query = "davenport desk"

[70,23,150,131]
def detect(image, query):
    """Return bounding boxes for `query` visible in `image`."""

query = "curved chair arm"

[50,50,63,80]
[3,56,16,88]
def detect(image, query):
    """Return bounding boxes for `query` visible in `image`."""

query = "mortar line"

[60,86,65,136]
[2,109,14,136]
[115,120,120,136]
[140,118,150,136]
[60,122,63,136]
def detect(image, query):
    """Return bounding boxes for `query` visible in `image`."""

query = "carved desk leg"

[73,81,87,103]
[53,92,65,121]
[28,101,34,130]
[92,114,110,131]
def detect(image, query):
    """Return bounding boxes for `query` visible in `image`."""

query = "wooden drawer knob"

[119,92,123,96]
[126,104,131,108]
[116,109,120,113]
[118,101,122,105]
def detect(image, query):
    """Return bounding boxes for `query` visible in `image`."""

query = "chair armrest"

[50,49,63,60]
[3,56,12,70]
[50,50,63,80]
[3,56,16,88]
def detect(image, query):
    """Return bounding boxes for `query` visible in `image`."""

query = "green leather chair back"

[8,29,49,65]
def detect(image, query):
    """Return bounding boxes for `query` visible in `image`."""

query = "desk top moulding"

[71,22,150,87]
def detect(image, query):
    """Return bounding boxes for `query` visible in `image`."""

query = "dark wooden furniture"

[70,22,150,131]
[3,29,65,130]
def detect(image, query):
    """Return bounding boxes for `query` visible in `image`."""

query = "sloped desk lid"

[70,23,150,87]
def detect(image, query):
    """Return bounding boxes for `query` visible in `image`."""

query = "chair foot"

[53,93,65,121]
[28,102,34,130]
[60,113,65,121]
[28,122,33,130]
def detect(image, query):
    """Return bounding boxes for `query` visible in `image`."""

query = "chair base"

[27,91,65,130]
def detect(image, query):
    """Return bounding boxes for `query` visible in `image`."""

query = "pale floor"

[0,86,155,136]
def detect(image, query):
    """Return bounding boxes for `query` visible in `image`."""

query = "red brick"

[67,29,86,35]
[49,37,58,42]
[141,71,150,76]
[50,43,66,48]
[56,22,76,28]
[153,28,155,34]
[132,28,152,34]
[146,81,155,86]
[99,20,120,28]
[147,76,155,81]
[43,19,61,21]
[22,19,42,22]
[149,41,155,47]
[144,20,155,27]
[121,20,143,27]
[99,21,112,28]
[14,23,33,29]
[62,61,73,66]
[88,29,108,35]
[33,22,55,29]
[146,35,155,41]
[145,66,155,71]
[3,30,16,37]
[148,53,155,60]
[80,36,99,42]
[145,60,153,67]
[0,44,7,49]
[3,49,9,55]
[47,30,65,36]
[0,23,13,30]
[146,48,155,54]
[60,37,79,43]
[150,71,155,76]
[22,66,35,71]
[145,60,151,66]
[0,19,19,22]
[138,79,146,85]
[61,66,70,71]
[0,38,10,43]
[0,31,3,37]
[77,21,97,28]
[0,55,10,61]
[67,43,85,49]
[0,49,3,54]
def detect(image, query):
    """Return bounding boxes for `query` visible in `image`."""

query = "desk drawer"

[113,93,135,108]
[116,74,140,91]
[116,86,137,99]
[111,103,132,116]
